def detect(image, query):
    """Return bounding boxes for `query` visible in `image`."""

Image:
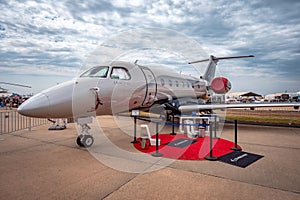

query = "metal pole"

[7,112,10,133]
[8,112,10,133]
[28,117,31,131]
[0,112,2,134]
[213,115,218,139]
[152,122,163,157]
[170,113,176,135]
[131,116,139,143]
[21,113,23,130]
[205,122,218,161]
[231,120,242,151]
[2,112,6,133]
[14,111,16,132]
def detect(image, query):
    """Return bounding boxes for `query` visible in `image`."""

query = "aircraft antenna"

[188,55,254,64]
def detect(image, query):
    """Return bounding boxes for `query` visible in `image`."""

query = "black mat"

[165,138,197,148]
[218,151,264,168]
[48,125,66,130]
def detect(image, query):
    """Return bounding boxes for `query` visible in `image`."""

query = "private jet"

[18,55,300,147]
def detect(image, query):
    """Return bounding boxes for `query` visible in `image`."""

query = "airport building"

[226,92,263,103]
[226,91,300,103]
[265,92,300,102]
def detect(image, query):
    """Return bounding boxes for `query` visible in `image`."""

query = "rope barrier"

[136,117,210,127]
[130,113,239,161]
[132,114,223,159]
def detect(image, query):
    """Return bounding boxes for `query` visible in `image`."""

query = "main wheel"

[76,135,84,147]
[81,135,94,148]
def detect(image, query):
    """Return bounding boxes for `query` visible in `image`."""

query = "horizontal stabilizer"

[188,55,254,64]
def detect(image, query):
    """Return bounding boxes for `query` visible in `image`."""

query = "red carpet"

[133,134,240,160]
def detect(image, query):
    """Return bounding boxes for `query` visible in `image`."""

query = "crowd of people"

[0,95,28,110]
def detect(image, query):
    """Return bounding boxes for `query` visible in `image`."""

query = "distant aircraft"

[18,55,300,147]
[0,81,31,89]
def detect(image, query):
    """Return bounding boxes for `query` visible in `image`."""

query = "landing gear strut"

[76,117,94,148]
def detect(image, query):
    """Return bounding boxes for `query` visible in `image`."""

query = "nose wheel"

[77,134,94,148]
[76,117,95,148]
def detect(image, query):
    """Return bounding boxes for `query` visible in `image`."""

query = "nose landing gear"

[76,117,94,148]
[77,134,94,148]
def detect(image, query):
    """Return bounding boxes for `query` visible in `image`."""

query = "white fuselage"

[18,61,208,118]
[18,57,300,119]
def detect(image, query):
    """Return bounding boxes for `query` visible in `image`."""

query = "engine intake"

[210,77,231,94]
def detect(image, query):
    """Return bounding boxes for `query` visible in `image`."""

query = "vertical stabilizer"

[203,55,218,83]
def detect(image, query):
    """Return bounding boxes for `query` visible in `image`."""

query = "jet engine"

[210,77,231,94]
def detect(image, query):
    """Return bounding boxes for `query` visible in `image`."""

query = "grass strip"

[226,115,300,125]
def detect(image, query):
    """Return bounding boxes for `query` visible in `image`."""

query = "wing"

[179,102,300,112]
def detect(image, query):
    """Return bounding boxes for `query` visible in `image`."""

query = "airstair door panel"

[141,68,157,106]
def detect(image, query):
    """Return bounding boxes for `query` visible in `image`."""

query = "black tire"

[76,135,84,147]
[81,135,94,148]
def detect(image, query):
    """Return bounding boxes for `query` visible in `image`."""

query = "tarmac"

[0,115,299,200]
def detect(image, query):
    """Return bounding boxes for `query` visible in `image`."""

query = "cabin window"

[175,80,179,87]
[80,66,109,78]
[161,79,165,86]
[169,79,172,87]
[182,81,185,87]
[110,67,131,80]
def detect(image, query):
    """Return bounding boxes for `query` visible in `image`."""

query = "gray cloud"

[0,0,299,94]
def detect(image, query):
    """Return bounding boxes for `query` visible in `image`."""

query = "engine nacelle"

[210,77,231,94]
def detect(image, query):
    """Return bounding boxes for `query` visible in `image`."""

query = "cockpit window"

[110,67,131,80]
[80,66,109,78]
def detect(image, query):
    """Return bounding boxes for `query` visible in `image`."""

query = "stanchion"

[205,122,218,161]
[131,116,139,144]
[170,113,176,135]
[213,115,218,139]
[152,122,163,157]
[231,120,242,151]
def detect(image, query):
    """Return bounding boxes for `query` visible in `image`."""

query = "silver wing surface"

[179,103,300,112]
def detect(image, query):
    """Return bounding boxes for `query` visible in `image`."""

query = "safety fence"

[0,109,49,134]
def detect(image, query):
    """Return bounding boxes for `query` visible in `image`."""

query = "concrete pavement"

[0,116,299,199]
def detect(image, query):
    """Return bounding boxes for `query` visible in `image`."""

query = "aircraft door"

[141,68,157,106]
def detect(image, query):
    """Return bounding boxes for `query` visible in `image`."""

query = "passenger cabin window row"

[159,78,204,89]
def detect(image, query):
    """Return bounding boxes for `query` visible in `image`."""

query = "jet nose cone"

[18,93,50,118]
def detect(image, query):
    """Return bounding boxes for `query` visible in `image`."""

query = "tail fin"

[203,55,218,83]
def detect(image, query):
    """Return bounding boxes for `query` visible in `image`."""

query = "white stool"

[140,124,160,146]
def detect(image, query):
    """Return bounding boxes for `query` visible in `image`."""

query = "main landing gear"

[76,117,94,148]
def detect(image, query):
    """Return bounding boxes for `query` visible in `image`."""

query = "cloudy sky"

[0,0,299,95]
